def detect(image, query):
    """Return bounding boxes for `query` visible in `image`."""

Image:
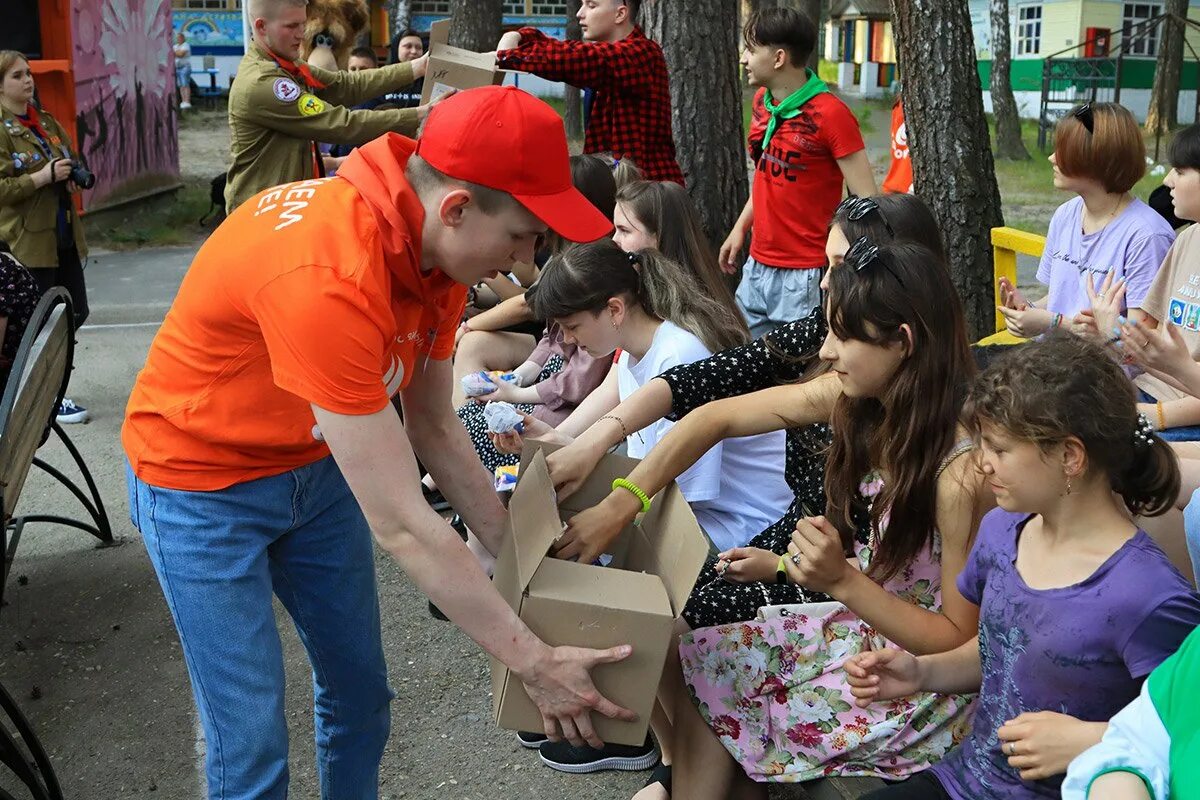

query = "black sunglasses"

[836,195,895,237]
[1072,102,1094,134]
[845,236,905,286]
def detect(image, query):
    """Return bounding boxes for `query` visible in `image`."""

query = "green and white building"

[827,0,1200,121]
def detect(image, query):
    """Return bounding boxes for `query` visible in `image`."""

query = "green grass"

[84,180,214,250]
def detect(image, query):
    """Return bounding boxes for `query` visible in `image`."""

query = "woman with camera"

[0,50,90,423]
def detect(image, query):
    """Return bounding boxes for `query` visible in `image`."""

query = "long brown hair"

[614,180,749,345]
[530,239,748,353]
[822,241,975,582]
[965,334,1179,517]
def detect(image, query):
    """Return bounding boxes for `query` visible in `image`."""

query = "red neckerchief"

[261,45,328,90]
[15,103,52,144]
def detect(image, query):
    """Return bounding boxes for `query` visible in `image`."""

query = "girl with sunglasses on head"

[604,240,989,800]
[997,102,1173,346]
[848,334,1200,800]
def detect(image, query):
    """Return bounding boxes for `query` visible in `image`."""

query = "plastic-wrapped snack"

[488,370,520,385]
[494,463,520,492]
[461,371,498,397]
[484,401,525,435]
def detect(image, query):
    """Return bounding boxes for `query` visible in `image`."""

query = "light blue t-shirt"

[1037,196,1175,318]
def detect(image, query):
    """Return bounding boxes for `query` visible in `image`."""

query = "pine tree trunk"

[990,0,1029,160]
[796,0,824,71]
[563,0,585,142]
[889,0,1005,340]
[448,0,502,53]
[643,0,748,249]
[1146,0,1187,135]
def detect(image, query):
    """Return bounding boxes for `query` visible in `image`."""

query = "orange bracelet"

[1157,401,1167,431]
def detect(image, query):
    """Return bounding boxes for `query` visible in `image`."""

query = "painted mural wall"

[73,0,180,210]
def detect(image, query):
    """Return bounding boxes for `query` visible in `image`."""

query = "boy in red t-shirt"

[883,93,914,194]
[720,8,876,338]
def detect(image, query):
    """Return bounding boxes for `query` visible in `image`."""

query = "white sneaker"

[56,398,89,424]
[180,102,192,110]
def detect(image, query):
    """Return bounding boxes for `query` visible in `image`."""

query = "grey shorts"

[735,257,824,339]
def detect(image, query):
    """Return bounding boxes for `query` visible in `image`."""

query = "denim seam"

[272,558,336,793]
[144,483,228,799]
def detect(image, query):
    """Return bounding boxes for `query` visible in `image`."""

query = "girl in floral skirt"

[571,238,991,798]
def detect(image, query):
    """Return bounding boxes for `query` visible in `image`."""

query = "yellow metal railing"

[980,226,1047,346]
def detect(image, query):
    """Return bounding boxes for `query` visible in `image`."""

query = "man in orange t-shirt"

[123,86,630,797]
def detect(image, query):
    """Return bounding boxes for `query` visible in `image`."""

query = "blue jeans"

[127,456,392,799]
[1183,488,1200,582]
[1138,389,1200,442]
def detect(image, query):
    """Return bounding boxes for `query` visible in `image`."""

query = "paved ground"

[0,244,654,799]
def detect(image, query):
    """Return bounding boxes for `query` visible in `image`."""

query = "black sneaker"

[516,730,547,749]
[538,735,658,774]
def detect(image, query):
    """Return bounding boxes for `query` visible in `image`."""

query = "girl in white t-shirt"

[502,238,793,557]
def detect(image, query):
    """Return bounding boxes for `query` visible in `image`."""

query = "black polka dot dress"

[655,309,870,629]
[458,354,564,474]
[0,249,43,392]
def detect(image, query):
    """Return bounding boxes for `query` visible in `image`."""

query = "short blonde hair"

[0,51,29,84]
[1055,102,1146,194]
[247,0,307,22]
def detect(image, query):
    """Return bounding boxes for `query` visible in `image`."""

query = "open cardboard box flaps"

[421,19,510,105]
[490,441,710,746]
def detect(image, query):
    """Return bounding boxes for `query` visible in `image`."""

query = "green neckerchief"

[761,70,829,153]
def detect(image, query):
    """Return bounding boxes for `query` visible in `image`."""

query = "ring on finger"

[790,552,802,565]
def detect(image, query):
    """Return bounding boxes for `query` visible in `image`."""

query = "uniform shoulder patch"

[296,93,326,117]
[273,78,302,102]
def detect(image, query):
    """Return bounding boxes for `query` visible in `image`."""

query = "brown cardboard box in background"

[420,18,507,105]
[491,443,710,747]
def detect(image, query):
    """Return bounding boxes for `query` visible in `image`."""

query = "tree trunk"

[448,0,502,53]
[890,0,1005,340]
[1146,0,1187,135]
[989,0,1029,159]
[643,0,748,250]
[385,0,411,37]
[563,0,585,142]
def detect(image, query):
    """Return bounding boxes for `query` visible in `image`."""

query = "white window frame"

[1122,2,1164,57]
[1015,4,1043,57]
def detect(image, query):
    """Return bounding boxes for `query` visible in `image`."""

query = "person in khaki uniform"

[0,50,91,423]
[226,0,435,213]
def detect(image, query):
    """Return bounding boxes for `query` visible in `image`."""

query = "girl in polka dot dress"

[0,241,43,392]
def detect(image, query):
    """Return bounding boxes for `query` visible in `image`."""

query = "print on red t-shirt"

[747,88,866,269]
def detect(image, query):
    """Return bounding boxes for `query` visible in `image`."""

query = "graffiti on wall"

[72,0,180,209]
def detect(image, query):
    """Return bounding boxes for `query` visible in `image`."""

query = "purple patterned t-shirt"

[929,508,1200,800]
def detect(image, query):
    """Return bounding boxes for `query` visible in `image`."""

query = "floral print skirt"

[679,600,975,783]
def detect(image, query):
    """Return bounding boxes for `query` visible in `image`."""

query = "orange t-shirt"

[882,100,913,195]
[123,136,467,491]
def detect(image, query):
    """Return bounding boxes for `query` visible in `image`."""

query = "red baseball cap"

[415,85,613,243]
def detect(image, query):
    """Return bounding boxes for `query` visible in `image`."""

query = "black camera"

[68,161,96,190]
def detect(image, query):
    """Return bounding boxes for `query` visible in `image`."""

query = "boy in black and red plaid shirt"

[496,0,684,184]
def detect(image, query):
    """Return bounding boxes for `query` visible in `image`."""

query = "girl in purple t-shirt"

[846,334,1200,800]
[998,103,1175,340]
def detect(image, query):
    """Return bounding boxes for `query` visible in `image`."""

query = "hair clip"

[1133,412,1155,452]
[845,237,881,272]
[1073,101,1095,134]
[837,196,895,237]
[627,251,641,266]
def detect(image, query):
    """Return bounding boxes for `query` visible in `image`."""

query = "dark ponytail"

[965,333,1180,517]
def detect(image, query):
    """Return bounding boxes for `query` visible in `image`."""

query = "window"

[411,1,451,14]
[530,1,567,14]
[1123,2,1163,56]
[504,1,527,14]
[177,0,228,9]
[1016,4,1042,56]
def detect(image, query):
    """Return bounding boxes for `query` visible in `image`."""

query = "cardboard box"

[491,442,710,746]
[420,18,507,105]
